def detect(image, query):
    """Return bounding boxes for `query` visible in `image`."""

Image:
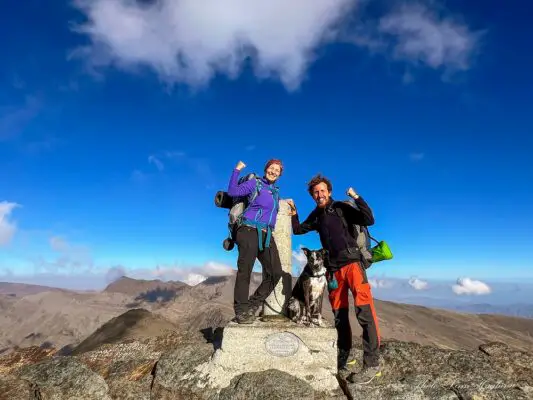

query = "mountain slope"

[0,290,134,352]
[104,276,189,302]
[0,282,66,296]
[71,308,178,355]
[1,274,532,357]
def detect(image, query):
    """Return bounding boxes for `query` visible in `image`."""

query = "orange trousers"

[328,261,381,368]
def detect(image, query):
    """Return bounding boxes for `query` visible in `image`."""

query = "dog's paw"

[311,316,329,327]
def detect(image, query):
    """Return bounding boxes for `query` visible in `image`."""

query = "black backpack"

[331,199,378,269]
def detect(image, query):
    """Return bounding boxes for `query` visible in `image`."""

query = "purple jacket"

[227,169,280,228]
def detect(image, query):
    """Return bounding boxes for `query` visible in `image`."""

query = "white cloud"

[369,278,394,289]
[71,1,481,89]
[291,247,307,276]
[0,201,20,246]
[105,265,126,283]
[452,277,491,295]
[183,273,208,286]
[148,155,164,171]
[49,236,69,252]
[32,236,94,272]
[378,4,481,72]
[408,277,428,290]
[71,0,357,91]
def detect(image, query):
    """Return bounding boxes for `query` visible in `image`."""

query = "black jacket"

[291,197,375,271]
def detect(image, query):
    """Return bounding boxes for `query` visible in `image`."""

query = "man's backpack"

[332,199,392,269]
[214,173,265,251]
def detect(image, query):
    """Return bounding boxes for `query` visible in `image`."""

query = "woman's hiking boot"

[248,302,262,318]
[234,312,255,324]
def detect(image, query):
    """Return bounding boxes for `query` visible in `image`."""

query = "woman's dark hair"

[307,174,332,196]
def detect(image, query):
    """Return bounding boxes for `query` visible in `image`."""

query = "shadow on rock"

[135,287,183,303]
[200,326,224,351]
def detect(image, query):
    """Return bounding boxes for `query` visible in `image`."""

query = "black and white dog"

[288,248,329,327]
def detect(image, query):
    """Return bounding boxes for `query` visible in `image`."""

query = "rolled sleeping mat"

[214,191,233,209]
[223,238,235,251]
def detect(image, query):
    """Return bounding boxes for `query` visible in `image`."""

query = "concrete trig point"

[190,199,340,396]
[262,198,293,319]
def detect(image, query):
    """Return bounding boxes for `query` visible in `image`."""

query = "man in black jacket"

[288,174,381,384]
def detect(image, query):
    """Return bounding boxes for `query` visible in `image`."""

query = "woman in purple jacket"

[227,159,284,324]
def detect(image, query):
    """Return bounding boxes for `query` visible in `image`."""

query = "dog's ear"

[320,248,328,257]
[301,247,310,257]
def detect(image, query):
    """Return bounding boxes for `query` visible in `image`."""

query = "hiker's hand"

[347,187,359,199]
[286,199,297,216]
[235,161,246,171]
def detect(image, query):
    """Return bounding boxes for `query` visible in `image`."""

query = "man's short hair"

[307,174,332,196]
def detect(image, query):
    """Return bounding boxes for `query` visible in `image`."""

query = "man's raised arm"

[344,187,375,226]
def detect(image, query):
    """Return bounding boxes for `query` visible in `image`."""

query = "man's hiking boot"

[337,349,359,380]
[337,349,357,370]
[347,365,382,385]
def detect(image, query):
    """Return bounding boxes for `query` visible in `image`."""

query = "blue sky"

[1,0,532,294]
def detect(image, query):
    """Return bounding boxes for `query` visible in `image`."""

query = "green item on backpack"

[335,197,393,269]
[371,240,393,263]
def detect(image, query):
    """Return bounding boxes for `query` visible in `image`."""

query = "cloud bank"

[452,277,491,295]
[71,0,481,90]
[32,236,94,273]
[0,201,20,246]
[136,261,234,285]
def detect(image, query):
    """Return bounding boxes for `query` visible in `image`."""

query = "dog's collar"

[308,272,326,278]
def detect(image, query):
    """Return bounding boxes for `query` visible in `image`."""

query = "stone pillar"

[262,199,293,319]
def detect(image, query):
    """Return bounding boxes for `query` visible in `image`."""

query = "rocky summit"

[0,309,532,400]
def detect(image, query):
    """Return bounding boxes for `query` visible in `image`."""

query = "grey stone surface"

[151,342,217,399]
[263,199,293,317]
[218,369,315,400]
[192,319,340,396]
[17,357,112,400]
[0,375,31,400]
[339,340,533,400]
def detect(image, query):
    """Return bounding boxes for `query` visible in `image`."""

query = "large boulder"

[17,357,111,400]
[218,369,315,400]
[339,340,533,400]
[150,343,217,399]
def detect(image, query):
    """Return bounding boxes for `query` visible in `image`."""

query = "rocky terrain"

[0,307,532,399]
[0,275,532,398]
